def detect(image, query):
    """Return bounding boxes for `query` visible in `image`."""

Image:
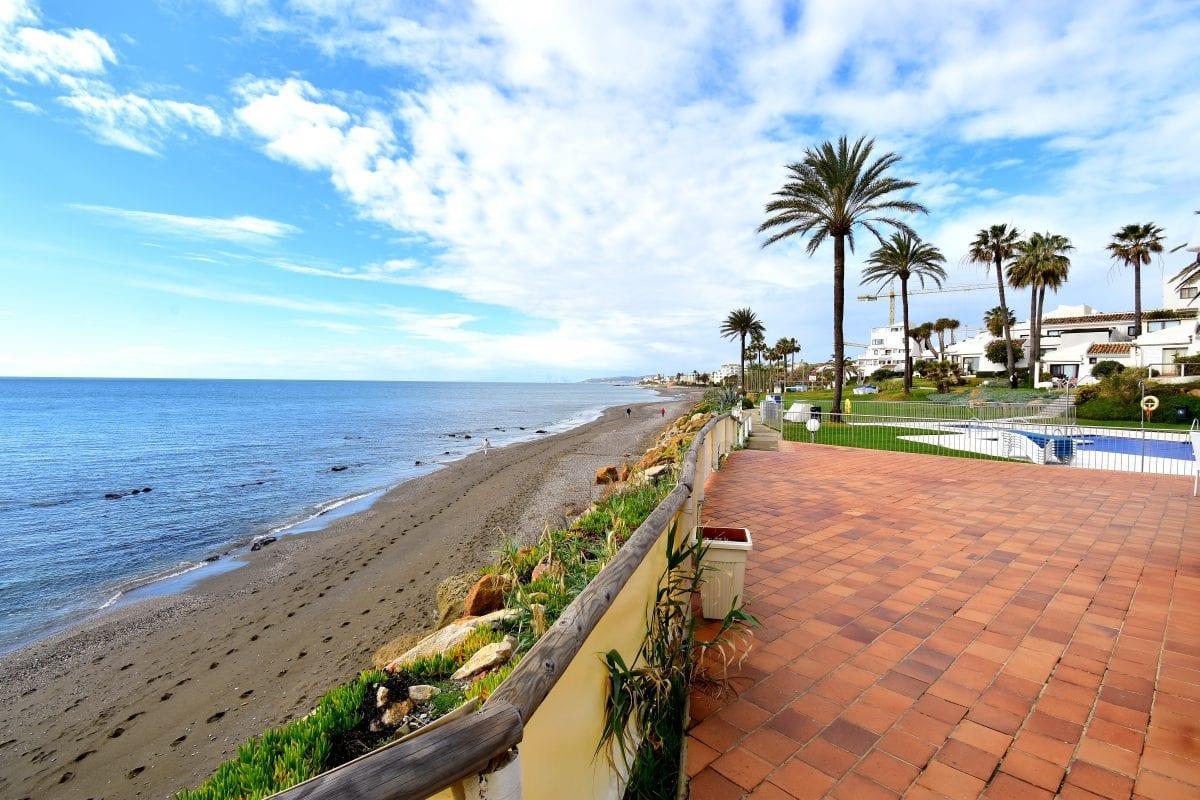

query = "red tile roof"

[1043,308,1197,325]
[1086,343,1132,355]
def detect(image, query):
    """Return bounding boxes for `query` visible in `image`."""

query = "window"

[1088,357,1097,364]
[1181,286,1199,299]
[1042,329,1061,338]
[872,338,884,345]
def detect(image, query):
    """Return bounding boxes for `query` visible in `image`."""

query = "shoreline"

[0,389,675,657]
[0,391,697,800]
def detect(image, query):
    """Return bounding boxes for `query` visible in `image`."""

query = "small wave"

[268,491,376,536]
[98,561,206,609]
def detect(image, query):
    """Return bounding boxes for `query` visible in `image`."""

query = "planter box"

[694,526,753,620]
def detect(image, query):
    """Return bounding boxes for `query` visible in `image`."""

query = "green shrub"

[985,339,1024,365]
[870,368,901,382]
[175,669,384,800]
[1091,360,1125,378]
[1077,397,1137,420]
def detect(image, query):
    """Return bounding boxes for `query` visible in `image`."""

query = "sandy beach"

[0,394,695,800]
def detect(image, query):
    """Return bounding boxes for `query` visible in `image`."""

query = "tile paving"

[687,444,1199,799]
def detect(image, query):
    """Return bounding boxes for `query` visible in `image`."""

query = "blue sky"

[1,0,1198,380]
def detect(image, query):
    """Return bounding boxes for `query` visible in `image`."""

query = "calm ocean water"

[0,379,658,651]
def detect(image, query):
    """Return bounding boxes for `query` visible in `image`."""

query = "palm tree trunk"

[1133,261,1143,337]
[995,255,1016,388]
[832,235,846,421]
[1029,285,1038,386]
[937,331,945,362]
[739,335,745,392]
[901,276,912,393]
[1036,285,1047,382]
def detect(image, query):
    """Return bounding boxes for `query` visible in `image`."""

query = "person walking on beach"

[660,407,666,417]
[626,407,632,419]
[482,438,490,455]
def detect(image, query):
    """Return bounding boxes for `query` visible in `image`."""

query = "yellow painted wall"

[519,519,676,800]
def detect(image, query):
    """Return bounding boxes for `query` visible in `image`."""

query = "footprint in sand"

[160,693,173,702]
[126,766,145,779]
[277,669,288,678]
[175,677,191,687]
[108,727,125,739]
[297,651,307,659]
[250,634,259,641]
[73,750,95,762]
[240,689,254,698]
[340,621,350,627]
[322,635,332,643]
[124,711,143,722]
[209,662,219,669]
[58,772,74,784]
[119,663,133,671]
[226,648,237,655]
[171,735,187,747]
[206,711,226,723]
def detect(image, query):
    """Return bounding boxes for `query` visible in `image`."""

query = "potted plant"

[694,526,753,619]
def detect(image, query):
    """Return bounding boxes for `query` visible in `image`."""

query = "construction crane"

[856,282,994,326]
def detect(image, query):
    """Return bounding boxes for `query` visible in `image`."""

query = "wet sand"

[0,395,695,800]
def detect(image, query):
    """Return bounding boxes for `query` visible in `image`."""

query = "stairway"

[746,410,781,451]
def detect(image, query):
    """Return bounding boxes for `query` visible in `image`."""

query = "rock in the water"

[436,572,478,628]
[414,460,422,466]
[407,684,440,702]
[595,465,620,485]
[461,573,510,617]
[204,555,220,563]
[451,635,516,681]
[535,429,547,434]
[250,536,277,552]
[330,465,349,472]
[376,686,390,708]
[104,492,123,500]
[142,486,152,492]
[463,434,472,439]
[381,700,412,727]
[130,488,141,495]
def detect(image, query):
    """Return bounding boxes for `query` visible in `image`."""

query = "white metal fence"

[762,399,1196,477]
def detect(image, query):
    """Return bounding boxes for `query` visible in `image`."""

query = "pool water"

[1073,434,1195,461]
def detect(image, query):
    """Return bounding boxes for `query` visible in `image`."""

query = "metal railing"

[776,411,1196,476]
[1145,361,1199,379]
[272,412,752,800]
[760,395,1076,427]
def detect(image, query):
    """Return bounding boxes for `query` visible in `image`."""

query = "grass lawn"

[1077,418,1195,431]
[781,421,1015,462]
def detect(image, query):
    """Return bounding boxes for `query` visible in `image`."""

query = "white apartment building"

[856,323,937,375]
[710,363,741,384]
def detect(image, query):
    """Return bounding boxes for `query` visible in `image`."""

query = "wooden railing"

[274,412,747,800]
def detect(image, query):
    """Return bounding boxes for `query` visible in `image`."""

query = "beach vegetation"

[760,135,927,420]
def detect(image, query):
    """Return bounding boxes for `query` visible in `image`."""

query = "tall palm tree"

[719,308,764,391]
[759,136,926,419]
[966,225,1022,387]
[909,322,935,360]
[943,318,961,346]
[983,306,1016,338]
[861,232,947,392]
[1009,233,1073,384]
[1107,223,1166,336]
[933,317,958,361]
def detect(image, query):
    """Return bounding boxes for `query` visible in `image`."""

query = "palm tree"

[1107,223,1166,336]
[933,317,958,362]
[719,308,764,391]
[944,318,961,345]
[759,136,926,419]
[909,322,935,360]
[983,306,1016,338]
[966,225,1022,387]
[861,232,947,392]
[1169,211,1199,299]
[1009,233,1073,384]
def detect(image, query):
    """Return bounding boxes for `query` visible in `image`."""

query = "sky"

[1,0,1198,381]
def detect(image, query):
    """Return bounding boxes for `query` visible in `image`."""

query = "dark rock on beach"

[536,429,547,434]
[204,555,220,562]
[250,537,277,552]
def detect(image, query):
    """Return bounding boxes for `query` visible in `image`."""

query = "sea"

[0,379,659,653]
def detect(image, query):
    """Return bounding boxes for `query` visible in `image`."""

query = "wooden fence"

[273,412,748,800]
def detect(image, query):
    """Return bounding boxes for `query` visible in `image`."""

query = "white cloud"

[74,204,297,243]
[58,85,223,155]
[0,1,222,154]
[218,0,1200,374]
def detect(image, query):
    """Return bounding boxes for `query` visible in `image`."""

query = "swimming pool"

[1072,433,1195,461]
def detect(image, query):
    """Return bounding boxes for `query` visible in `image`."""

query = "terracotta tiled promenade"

[687,444,1199,800]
